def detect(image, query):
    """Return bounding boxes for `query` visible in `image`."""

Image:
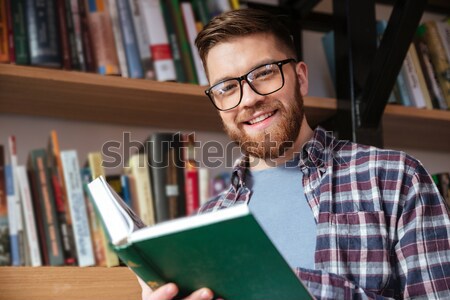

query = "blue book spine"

[25,0,61,67]
[116,0,144,78]
[120,175,132,208]
[5,165,20,266]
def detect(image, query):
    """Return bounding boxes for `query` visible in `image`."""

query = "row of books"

[322,19,450,110]
[0,131,230,267]
[0,0,242,84]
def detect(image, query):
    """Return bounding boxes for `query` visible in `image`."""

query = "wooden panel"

[0,267,141,300]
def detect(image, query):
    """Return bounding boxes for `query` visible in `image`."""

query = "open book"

[87,176,313,299]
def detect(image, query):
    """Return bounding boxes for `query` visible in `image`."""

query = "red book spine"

[5,0,14,63]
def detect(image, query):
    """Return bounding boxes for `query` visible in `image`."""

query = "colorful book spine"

[61,150,95,267]
[5,0,14,63]
[16,166,42,267]
[25,0,62,67]
[191,0,210,26]
[11,0,29,65]
[181,2,208,86]
[0,0,9,62]
[166,0,198,84]
[184,134,199,215]
[78,0,96,72]
[85,0,120,75]
[127,0,155,79]
[116,0,144,78]
[0,146,11,266]
[28,149,64,266]
[139,0,176,81]
[107,0,129,78]
[409,44,433,109]
[56,0,72,69]
[121,174,132,208]
[64,0,81,70]
[5,165,20,266]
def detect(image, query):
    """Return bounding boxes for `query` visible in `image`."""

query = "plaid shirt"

[199,127,450,299]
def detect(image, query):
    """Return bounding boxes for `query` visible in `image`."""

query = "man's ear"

[295,61,309,97]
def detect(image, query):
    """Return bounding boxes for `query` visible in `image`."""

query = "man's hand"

[138,277,214,300]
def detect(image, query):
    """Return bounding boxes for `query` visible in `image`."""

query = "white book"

[107,0,129,78]
[16,166,42,267]
[61,150,95,267]
[199,167,210,206]
[181,2,209,86]
[5,165,20,266]
[139,0,176,81]
[128,0,155,80]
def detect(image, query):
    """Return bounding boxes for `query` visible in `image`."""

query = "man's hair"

[195,8,296,72]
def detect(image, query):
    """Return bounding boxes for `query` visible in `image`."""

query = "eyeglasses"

[205,58,296,111]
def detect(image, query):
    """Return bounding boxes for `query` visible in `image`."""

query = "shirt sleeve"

[296,163,450,300]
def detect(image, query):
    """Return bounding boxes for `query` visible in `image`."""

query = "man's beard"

[223,86,304,160]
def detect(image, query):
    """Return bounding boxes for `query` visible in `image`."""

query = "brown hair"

[195,8,296,72]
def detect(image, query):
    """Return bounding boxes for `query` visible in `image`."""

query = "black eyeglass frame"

[204,58,297,111]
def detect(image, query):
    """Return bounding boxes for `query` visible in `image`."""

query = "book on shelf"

[56,0,73,70]
[107,0,129,78]
[0,145,11,266]
[78,0,96,72]
[4,0,14,63]
[88,176,313,299]
[0,0,9,63]
[68,0,87,71]
[10,0,29,65]
[4,164,21,266]
[25,0,62,67]
[60,150,95,267]
[63,0,82,70]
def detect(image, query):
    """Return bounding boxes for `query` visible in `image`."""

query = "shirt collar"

[229,127,334,190]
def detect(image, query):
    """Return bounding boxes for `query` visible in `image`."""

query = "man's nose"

[240,81,265,108]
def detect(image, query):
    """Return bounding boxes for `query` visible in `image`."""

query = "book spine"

[29,149,64,266]
[85,0,120,75]
[167,0,198,84]
[107,0,129,78]
[424,21,450,108]
[61,150,95,267]
[11,0,30,65]
[127,0,155,79]
[120,174,132,208]
[56,0,72,69]
[116,0,144,78]
[191,0,210,26]
[5,165,20,266]
[160,0,186,82]
[409,44,433,109]
[139,0,176,82]
[435,21,450,64]
[125,154,155,226]
[16,166,42,267]
[181,2,208,86]
[0,0,9,62]
[64,0,81,70]
[0,146,10,266]
[198,167,209,207]
[69,0,86,71]
[78,0,96,72]
[114,243,166,290]
[25,0,62,67]
[7,137,25,266]
[87,152,105,179]
[5,0,15,63]
[402,47,425,108]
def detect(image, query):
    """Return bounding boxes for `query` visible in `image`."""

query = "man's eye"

[253,68,275,80]
[217,82,238,95]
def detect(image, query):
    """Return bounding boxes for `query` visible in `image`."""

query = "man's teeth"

[248,112,274,125]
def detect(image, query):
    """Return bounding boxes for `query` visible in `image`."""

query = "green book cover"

[11,0,29,65]
[88,176,313,299]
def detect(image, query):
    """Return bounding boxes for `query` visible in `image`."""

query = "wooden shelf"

[1,64,449,151]
[0,266,140,300]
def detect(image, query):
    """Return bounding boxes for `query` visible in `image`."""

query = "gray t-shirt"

[248,158,316,269]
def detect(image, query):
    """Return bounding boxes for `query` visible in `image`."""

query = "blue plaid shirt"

[199,127,450,299]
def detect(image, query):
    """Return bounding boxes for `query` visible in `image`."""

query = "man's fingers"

[140,282,178,300]
[184,288,214,300]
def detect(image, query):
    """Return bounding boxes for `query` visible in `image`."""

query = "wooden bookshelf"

[1,64,449,151]
[0,267,140,300]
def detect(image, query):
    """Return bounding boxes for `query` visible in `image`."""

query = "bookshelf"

[0,266,140,300]
[1,64,449,151]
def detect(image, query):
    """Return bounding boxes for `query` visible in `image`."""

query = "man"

[140,8,450,299]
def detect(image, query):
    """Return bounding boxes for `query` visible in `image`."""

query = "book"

[408,44,433,109]
[0,145,11,266]
[27,149,65,266]
[85,0,120,75]
[0,0,9,62]
[68,0,86,71]
[145,133,186,223]
[116,0,144,78]
[25,0,62,67]
[16,166,42,266]
[56,0,73,69]
[107,0,129,78]
[63,0,81,70]
[11,0,30,65]
[60,150,95,267]
[87,176,313,299]
[78,0,96,72]
[4,0,14,63]
[139,0,177,82]
[5,165,20,266]
[183,134,200,215]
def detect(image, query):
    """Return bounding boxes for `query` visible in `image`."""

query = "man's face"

[206,33,309,159]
